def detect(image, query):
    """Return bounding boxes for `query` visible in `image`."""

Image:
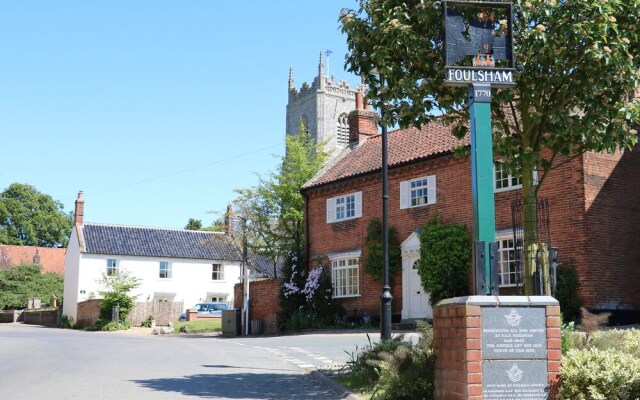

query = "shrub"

[559,347,640,399]
[60,315,78,329]
[373,323,435,400]
[96,271,140,323]
[555,265,583,323]
[346,334,406,386]
[141,315,154,328]
[418,214,472,305]
[362,219,401,283]
[344,322,435,399]
[280,251,340,331]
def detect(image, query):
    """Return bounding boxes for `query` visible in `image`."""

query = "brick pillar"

[434,296,561,400]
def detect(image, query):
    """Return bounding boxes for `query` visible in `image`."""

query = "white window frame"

[326,191,362,223]
[106,259,119,276]
[330,252,361,298]
[212,264,224,281]
[494,163,538,192]
[496,232,523,287]
[159,261,172,279]
[400,175,436,209]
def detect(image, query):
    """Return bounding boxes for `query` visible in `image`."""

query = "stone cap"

[436,295,559,308]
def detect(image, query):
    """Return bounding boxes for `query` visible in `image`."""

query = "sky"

[0,1,361,229]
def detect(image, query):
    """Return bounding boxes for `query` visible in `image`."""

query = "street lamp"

[378,75,392,341]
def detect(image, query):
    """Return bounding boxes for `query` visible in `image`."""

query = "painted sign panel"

[483,360,548,399]
[482,307,547,359]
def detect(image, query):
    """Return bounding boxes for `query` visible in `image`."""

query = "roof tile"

[303,119,468,189]
[82,224,242,261]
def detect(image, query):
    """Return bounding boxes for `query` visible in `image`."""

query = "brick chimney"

[348,91,378,145]
[74,191,84,227]
[225,204,235,238]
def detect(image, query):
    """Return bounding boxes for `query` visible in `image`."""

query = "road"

[0,324,409,399]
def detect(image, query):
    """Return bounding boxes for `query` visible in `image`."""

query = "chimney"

[225,204,235,238]
[348,92,378,144]
[74,191,84,226]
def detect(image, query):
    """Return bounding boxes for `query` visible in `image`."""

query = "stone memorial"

[433,296,561,400]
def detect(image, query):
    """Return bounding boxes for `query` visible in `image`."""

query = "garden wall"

[234,279,282,334]
[76,299,101,328]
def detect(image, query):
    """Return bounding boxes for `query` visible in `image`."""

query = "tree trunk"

[522,160,538,295]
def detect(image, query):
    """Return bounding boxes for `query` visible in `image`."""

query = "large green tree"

[233,122,328,278]
[0,264,63,310]
[0,183,73,248]
[341,0,640,294]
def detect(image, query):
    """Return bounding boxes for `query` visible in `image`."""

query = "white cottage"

[62,192,242,323]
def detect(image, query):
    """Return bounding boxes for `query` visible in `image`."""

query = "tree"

[0,183,73,248]
[0,264,64,310]
[233,122,328,277]
[96,270,140,323]
[184,217,224,232]
[417,215,472,306]
[184,218,203,230]
[341,0,640,294]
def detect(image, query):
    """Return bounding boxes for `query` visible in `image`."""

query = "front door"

[406,256,432,319]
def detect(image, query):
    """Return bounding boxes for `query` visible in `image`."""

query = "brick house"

[300,97,640,322]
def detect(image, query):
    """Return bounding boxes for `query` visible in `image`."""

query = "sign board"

[442,0,516,87]
[482,307,547,359]
[483,360,548,399]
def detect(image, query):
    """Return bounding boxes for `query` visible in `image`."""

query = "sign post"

[440,0,515,294]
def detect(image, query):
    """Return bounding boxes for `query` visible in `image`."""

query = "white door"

[408,257,432,319]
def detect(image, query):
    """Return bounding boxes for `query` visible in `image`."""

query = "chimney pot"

[74,191,84,227]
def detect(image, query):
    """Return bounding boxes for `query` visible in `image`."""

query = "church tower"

[286,52,367,156]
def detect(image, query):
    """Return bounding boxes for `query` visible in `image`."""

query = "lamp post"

[379,75,392,341]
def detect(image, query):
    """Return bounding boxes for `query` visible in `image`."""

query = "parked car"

[179,302,229,321]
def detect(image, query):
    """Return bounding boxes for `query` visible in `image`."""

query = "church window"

[337,113,349,147]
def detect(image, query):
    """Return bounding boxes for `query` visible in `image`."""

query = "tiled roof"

[0,245,66,275]
[302,118,468,189]
[81,224,242,261]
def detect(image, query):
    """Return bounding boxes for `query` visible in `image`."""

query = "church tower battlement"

[286,52,367,157]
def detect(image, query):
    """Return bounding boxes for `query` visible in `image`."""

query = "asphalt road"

[0,324,408,400]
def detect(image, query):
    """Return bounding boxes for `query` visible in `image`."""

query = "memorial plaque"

[483,360,548,399]
[482,307,547,359]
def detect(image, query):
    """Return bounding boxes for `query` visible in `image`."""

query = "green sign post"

[441,0,516,294]
[469,84,497,294]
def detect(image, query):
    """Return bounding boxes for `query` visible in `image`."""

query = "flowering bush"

[279,251,339,330]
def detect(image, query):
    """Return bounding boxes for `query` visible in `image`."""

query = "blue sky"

[0,1,360,229]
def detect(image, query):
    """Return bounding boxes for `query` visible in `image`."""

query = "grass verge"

[334,373,374,399]
[173,319,222,333]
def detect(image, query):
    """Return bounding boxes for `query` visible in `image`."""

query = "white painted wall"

[63,239,241,320]
[62,228,81,320]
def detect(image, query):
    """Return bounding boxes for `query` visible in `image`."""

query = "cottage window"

[497,232,523,287]
[159,261,172,279]
[326,192,362,223]
[106,259,119,276]
[400,175,436,209]
[331,256,360,298]
[212,264,224,281]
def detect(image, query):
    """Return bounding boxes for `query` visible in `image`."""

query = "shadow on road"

[131,372,332,399]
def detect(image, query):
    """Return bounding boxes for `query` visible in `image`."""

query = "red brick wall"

[582,145,640,309]
[76,299,101,328]
[304,151,603,317]
[234,279,282,331]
